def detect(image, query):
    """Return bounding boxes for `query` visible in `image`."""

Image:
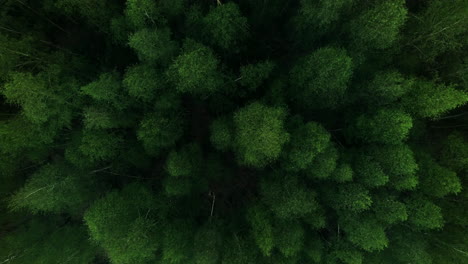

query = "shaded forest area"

[0,0,467,263]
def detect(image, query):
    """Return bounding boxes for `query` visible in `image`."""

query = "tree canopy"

[0,1,467,264]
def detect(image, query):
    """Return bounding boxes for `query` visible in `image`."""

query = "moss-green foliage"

[210,116,234,151]
[260,173,318,219]
[84,183,160,264]
[9,162,95,214]
[203,2,248,51]
[406,195,444,230]
[282,120,331,171]
[233,102,289,168]
[128,27,177,65]
[123,64,165,102]
[347,108,413,144]
[349,0,407,50]
[290,47,353,109]
[137,110,184,155]
[168,39,222,95]
[239,60,275,92]
[1,1,468,263]
[401,79,468,118]
[0,219,97,264]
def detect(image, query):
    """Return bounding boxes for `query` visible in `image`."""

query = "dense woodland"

[0,0,467,263]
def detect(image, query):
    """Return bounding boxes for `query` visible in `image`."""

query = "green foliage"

[203,2,248,50]
[369,144,418,190]
[1,1,468,263]
[233,102,289,168]
[331,183,372,212]
[295,0,354,32]
[129,27,177,64]
[342,216,388,252]
[247,203,275,256]
[290,47,353,109]
[165,143,203,196]
[210,116,234,151]
[0,219,97,264]
[194,226,221,264]
[372,195,407,224]
[306,145,339,179]
[79,130,123,163]
[440,132,468,172]
[137,110,184,155]
[239,60,275,92]
[260,173,318,219]
[353,153,389,188]
[168,39,222,95]
[275,220,305,257]
[331,162,353,183]
[162,220,194,264]
[9,162,95,214]
[349,0,407,50]
[81,72,126,110]
[123,64,165,102]
[358,71,413,104]
[2,70,76,125]
[417,152,461,198]
[125,0,162,29]
[84,183,160,264]
[347,108,413,144]
[282,121,331,171]
[406,196,444,230]
[401,79,468,118]
[404,0,468,62]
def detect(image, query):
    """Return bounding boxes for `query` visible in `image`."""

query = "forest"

[0,0,467,263]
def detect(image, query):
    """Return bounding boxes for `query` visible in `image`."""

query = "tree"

[368,144,419,190]
[306,144,339,180]
[440,132,468,172]
[123,64,166,102]
[164,143,204,196]
[124,0,163,29]
[341,215,389,252]
[401,79,468,118]
[406,195,444,230]
[9,162,96,215]
[347,108,413,144]
[247,203,275,256]
[233,102,289,168]
[349,0,407,50]
[281,120,331,171]
[372,194,408,225]
[210,116,234,151]
[84,183,161,264]
[81,72,127,110]
[290,47,353,109]
[356,71,413,105]
[162,220,194,264]
[194,225,222,264]
[260,173,318,219]
[353,152,389,188]
[417,152,461,198]
[0,218,97,264]
[403,0,468,62]
[137,109,184,156]
[293,0,354,34]
[328,183,372,212]
[167,39,222,95]
[78,130,123,163]
[128,27,177,65]
[238,60,275,92]
[2,70,77,125]
[203,2,249,51]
